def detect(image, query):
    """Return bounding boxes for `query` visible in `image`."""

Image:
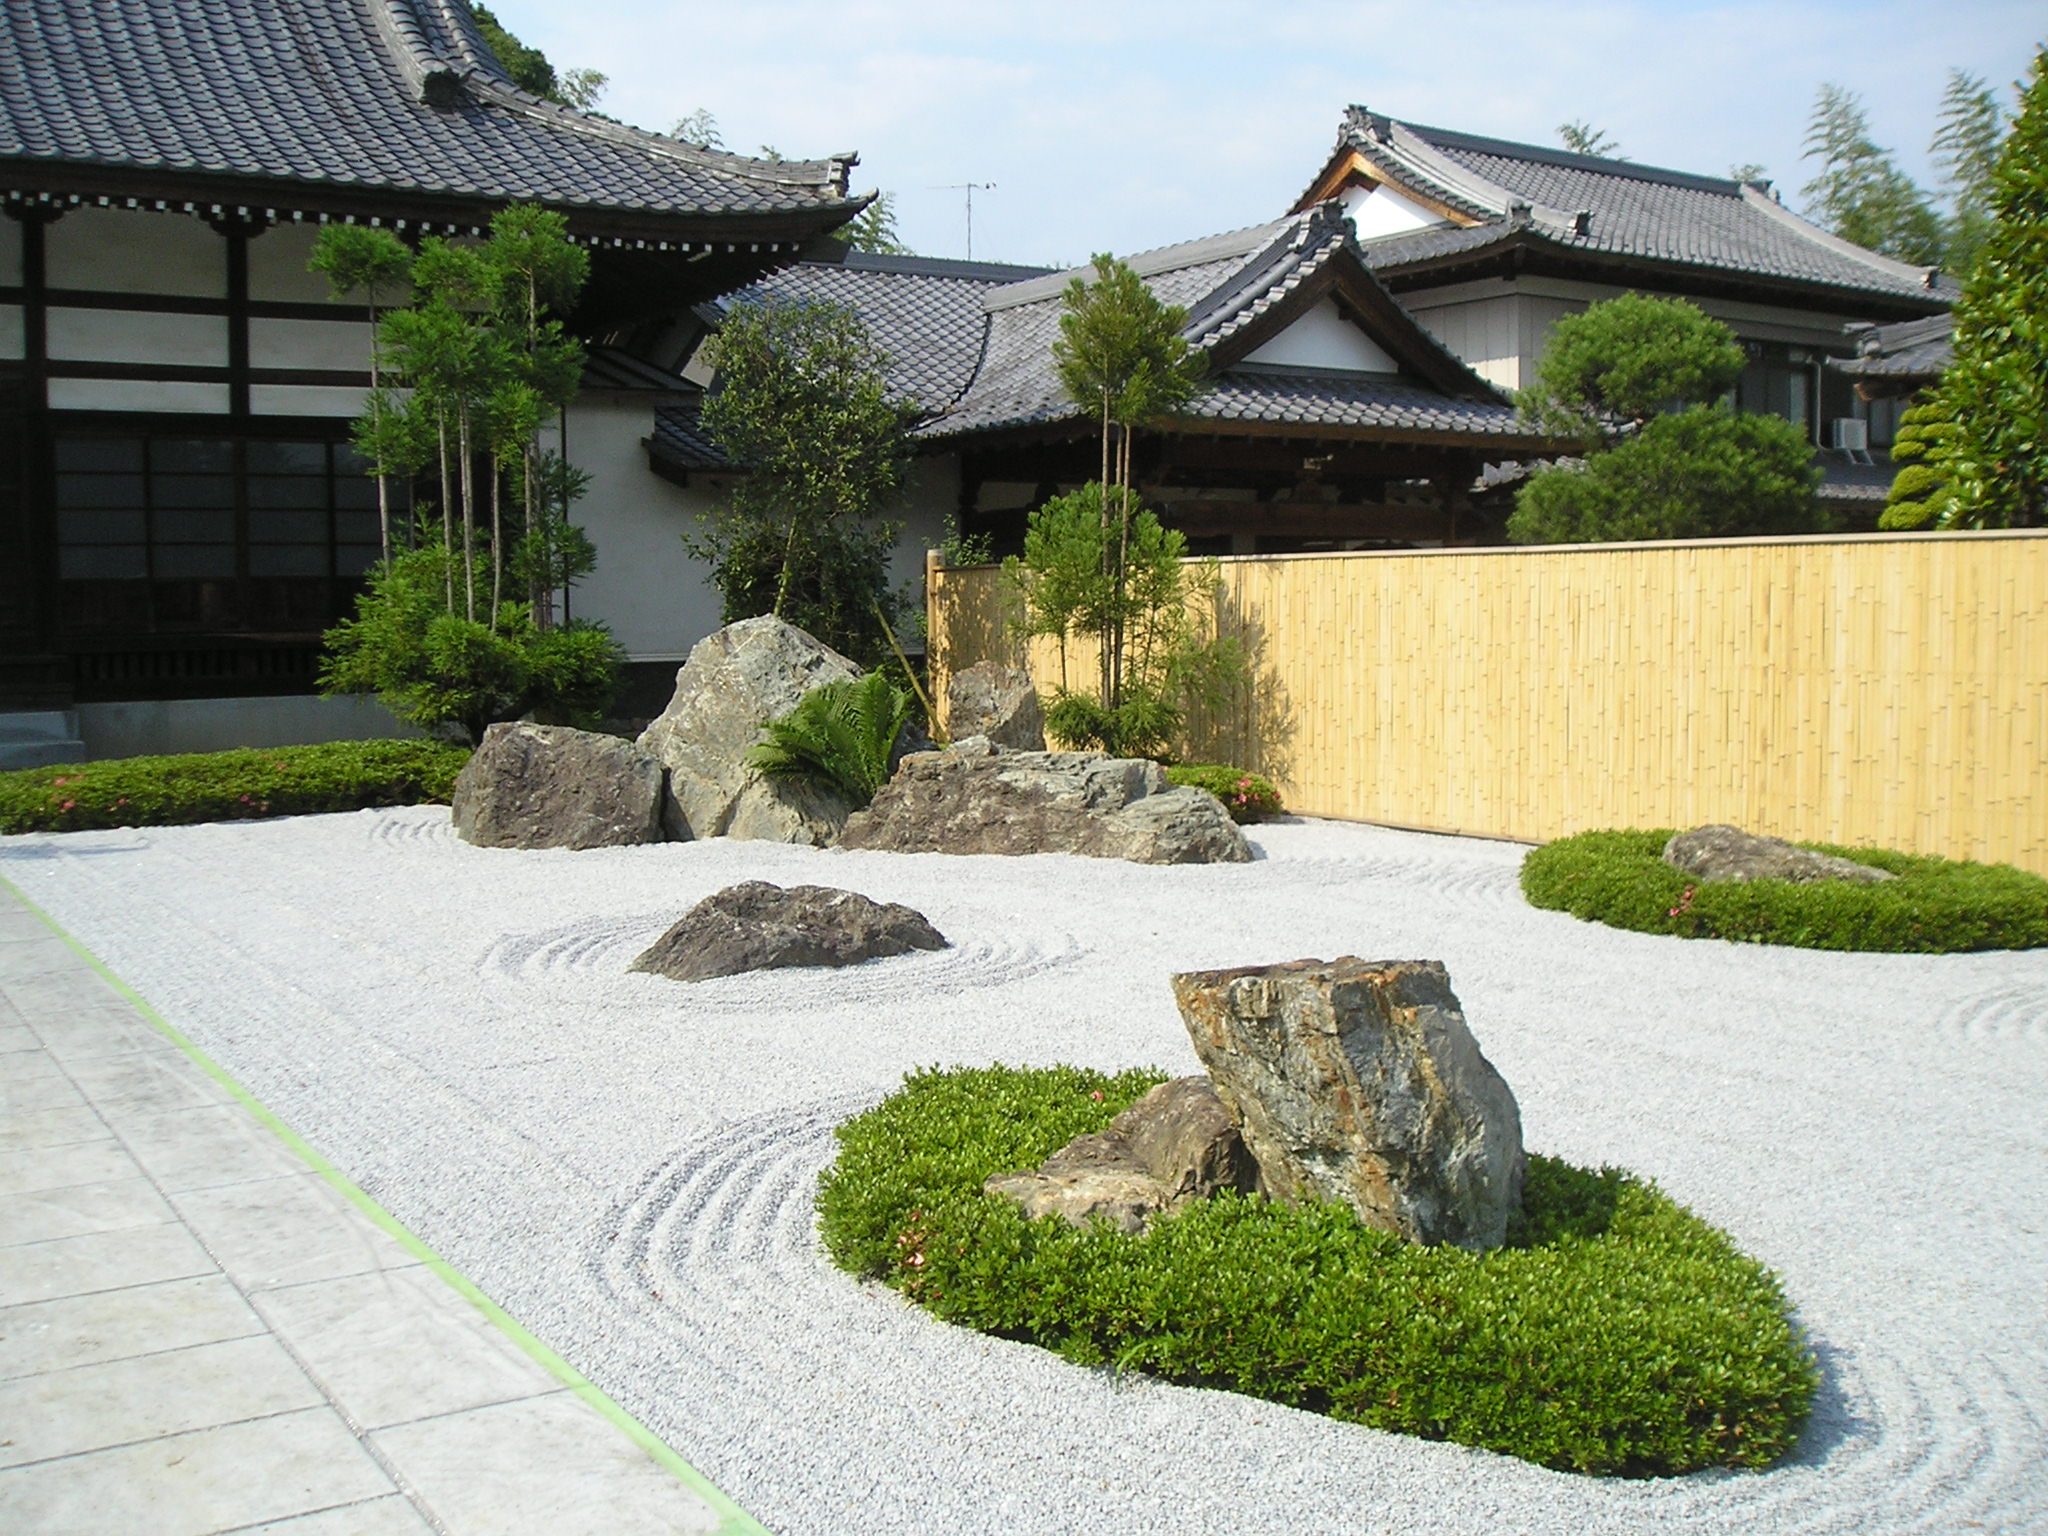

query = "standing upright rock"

[450,722,665,851]
[946,662,1046,751]
[636,616,862,845]
[1171,958,1525,1250]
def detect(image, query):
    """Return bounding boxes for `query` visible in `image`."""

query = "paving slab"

[0,881,762,1536]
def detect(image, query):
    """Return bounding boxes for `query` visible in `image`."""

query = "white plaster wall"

[1342,182,1445,240]
[0,219,20,286]
[250,384,371,418]
[250,316,373,372]
[891,456,956,599]
[46,306,229,366]
[249,222,347,304]
[47,208,224,297]
[1243,298,1400,373]
[546,394,726,660]
[47,379,231,413]
[0,305,21,361]
[76,693,421,761]
[1409,292,1524,388]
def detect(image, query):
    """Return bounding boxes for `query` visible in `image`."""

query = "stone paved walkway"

[0,887,757,1536]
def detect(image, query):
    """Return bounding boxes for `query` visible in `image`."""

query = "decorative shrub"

[0,740,470,835]
[817,1064,1818,1477]
[1165,764,1282,823]
[1522,829,2048,953]
[747,670,913,809]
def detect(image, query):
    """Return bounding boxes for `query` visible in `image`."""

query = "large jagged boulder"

[628,882,948,982]
[1663,824,1896,885]
[636,616,861,846]
[837,737,1251,865]
[1171,958,1525,1251]
[946,662,1045,751]
[450,723,665,851]
[985,1077,1259,1234]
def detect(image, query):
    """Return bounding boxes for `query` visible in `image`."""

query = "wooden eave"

[1154,415,1561,454]
[1291,148,1481,227]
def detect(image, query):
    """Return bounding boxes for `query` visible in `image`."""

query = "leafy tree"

[689,300,910,665]
[1877,399,1962,530]
[554,67,608,111]
[1729,162,1770,185]
[1800,84,1944,264]
[468,4,605,110]
[1931,68,2008,276]
[1048,255,1207,726]
[747,671,914,807]
[672,109,723,149]
[1510,294,1823,543]
[843,193,911,256]
[307,226,412,564]
[1558,121,1622,158]
[1919,48,2048,529]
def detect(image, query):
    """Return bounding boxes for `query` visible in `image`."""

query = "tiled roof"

[1186,364,1527,437]
[0,0,860,225]
[649,395,723,471]
[1832,313,1955,380]
[732,251,1053,412]
[582,346,695,392]
[1327,109,1954,309]
[915,205,1512,444]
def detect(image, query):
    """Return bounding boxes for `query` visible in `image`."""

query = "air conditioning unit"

[1831,417,1871,460]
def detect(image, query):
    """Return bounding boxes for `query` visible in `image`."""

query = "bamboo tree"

[307,225,413,564]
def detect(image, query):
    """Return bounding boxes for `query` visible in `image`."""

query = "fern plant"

[747,670,913,807]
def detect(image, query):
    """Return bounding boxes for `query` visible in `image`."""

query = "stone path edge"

[0,870,773,1536]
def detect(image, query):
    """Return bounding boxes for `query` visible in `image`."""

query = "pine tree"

[1924,48,2048,528]
[1877,400,1961,530]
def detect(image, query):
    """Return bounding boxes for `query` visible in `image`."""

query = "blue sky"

[491,1,2043,269]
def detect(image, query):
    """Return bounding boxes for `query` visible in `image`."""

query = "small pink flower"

[60,799,75,811]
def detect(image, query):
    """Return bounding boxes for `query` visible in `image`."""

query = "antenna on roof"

[931,182,996,260]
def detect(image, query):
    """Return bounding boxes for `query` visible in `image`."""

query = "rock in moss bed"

[815,1063,1820,1478]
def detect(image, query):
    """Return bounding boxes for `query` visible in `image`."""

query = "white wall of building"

[46,306,230,367]
[1243,298,1401,373]
[47,207,223,297]
[1341,182,1446,240]
[76,693,421,761]
[0,217,20,286]
[249,221,351,304]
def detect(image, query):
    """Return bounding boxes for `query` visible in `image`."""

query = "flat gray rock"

[628,881,948,982]
[450,722,665,851]
[838,738,1251,865]
[1664,823,1896,885]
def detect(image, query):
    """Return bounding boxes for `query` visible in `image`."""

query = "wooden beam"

[1157,499,1455,541]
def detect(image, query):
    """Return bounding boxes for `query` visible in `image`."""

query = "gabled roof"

[1832,313,1955,384]
[912,203,1532,446]
[0,0,862,241]
[1303,108,1954,315]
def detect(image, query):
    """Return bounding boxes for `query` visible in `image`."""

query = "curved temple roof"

[1308,108,1954,312]
[0,0,862,232]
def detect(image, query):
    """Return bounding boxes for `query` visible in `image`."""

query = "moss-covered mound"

[817,1064,1817,1477]
[1522,829,2048,952]
[0,740,470,835]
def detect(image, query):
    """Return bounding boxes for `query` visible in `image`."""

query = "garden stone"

[1663,824,1895,885]
[450,722,665,851]
[837,737,1251,864]
[946,662,1045,751]
[629,881,947,982]
[636,616,861,845]
[984,1077,1258,1234]
[1172,957,1525,1251]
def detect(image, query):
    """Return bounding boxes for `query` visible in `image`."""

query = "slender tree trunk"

[558,406,573,626]
[438,410,455,613]
[489,459,504,629]
[459,403,476,622]
[366,292,390,566]
[773,513,802,620]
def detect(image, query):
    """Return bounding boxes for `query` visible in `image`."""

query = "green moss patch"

[817,1064,1817,1477]
[0,740,470,835]
[1522,829,2048,952]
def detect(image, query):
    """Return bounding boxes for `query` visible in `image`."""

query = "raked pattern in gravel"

[1,805,2043,1536]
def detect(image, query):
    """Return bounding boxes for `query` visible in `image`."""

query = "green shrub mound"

[818,1064,1817,1477]
[1164,764,1282,824]
[0,740,470,835]
[1522,829,2048,953]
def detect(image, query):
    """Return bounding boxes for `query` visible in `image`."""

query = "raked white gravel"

[2,805,2044,1536]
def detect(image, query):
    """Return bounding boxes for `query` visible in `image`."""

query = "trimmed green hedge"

[1522,829,2048,952]
[0,740,471,835]
[818,1064,1817,1477]
[1165,764,1283,823]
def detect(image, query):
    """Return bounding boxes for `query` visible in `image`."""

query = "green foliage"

[1801,83,1945,264]
[842,193,911,256]
[320,545,622,744]
[671,109,723,149]
[1052,255,1206,441]
[1518,294,1747,442]
[467,3,603,109]
[1932,68,2009,276]
[1005,485,1244,759]
[817,1065,1818,1477]
[1521,829,2048,952]
[1165,765,1282,823]
[746,671,913,808]
[1878,398,1962,529]
[0,741,469,835]
[1510,406,1824,544]
[691,300,910,665]
[1922,48,2048,530]
[1557,121,1622,158]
